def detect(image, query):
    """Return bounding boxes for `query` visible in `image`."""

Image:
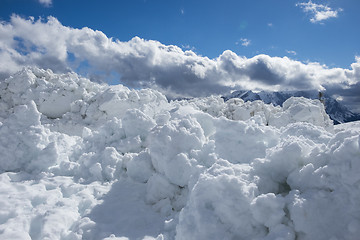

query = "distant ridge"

[223,90,360,124]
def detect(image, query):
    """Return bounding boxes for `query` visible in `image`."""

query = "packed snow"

[0,68,359,240]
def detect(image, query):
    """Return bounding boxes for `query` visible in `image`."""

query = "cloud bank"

[296,1,342,23]
[0,15,359,112]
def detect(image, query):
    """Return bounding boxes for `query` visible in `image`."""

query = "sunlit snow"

[0,68,359,240]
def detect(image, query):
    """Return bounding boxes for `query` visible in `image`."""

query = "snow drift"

[0,68,359,240]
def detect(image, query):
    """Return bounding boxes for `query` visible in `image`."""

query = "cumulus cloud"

[236,38,251,47]
[0,15,359,112]
[39,0,52,7]
[296,1,342,23]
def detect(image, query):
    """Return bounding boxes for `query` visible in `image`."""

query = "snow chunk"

[126,150,154,183]
[0,101,58,173]
[269,97,333,130]
[148,116,205,187]
[250,193,285,228]
[176,160,262,240]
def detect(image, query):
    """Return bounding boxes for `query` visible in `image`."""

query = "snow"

[0,67,360,240]
[223,90,360,124]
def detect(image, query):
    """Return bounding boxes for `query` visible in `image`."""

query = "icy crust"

[0,68,359,240]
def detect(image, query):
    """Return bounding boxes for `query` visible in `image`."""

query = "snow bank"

[1,68,359,240]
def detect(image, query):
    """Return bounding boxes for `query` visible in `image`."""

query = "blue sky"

[0,0,360,112]
[1,0,359,68]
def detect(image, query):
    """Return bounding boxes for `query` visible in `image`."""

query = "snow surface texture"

[0,68,360,240]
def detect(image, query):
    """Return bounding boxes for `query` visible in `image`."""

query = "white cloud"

[0,15,359,111]
[355,55,360,63]
[296,1,342,23]
[236,38,251,47]
[39,0,52,7]
[286,50,297,56]
[181,44,196,52]
[267,23,273,27]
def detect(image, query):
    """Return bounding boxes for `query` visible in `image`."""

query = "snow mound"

[1,68,359,240]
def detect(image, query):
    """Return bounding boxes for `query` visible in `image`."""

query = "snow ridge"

[223,89,360,124]
[0,68,360,240]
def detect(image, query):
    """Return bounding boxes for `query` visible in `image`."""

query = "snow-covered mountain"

[223,90,360,124]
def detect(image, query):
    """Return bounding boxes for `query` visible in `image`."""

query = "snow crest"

[0,68,359,240]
